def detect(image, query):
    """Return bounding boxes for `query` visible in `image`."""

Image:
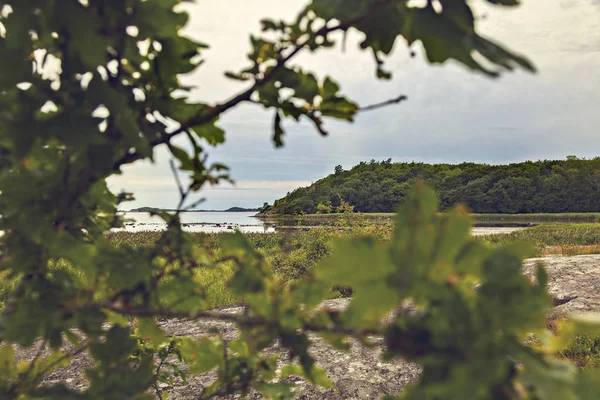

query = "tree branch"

[99,302,382,337]
[23,339,48,381]
[33,339,93,382]
[112,4,392,172]
[359,95,408,112]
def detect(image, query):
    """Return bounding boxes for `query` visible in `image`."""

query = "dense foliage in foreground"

[267,158,600,214]
[2,0,600,399]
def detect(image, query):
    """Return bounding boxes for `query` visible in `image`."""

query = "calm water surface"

[115,212,523,236]
[117,212,275,233]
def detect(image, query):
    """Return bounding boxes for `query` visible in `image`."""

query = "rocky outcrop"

[158,299,421,399]
[18,255,600,399]
[523,254,600,318]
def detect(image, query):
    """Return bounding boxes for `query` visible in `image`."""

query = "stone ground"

[471,227,524,236]
[13,254,600,399]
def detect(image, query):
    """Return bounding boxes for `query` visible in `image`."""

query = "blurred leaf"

[281,364,332,388]
[180,337,223,374]
[136,318,167,346]
[256,382,296,399]
[273,111,285,147]
[192,120,225,146]
[0,346,16,379]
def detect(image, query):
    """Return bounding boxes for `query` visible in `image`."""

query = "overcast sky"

[108,0,600,210]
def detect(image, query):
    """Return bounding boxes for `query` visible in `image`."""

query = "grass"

[472,213,600,223]
[105,221,389,308]
[545,318,600,371]
[480,224,600,257]
[559,335,600,370]
[0,270,18,308]
[100,223,600,308]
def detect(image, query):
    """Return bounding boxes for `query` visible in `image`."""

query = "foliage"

[1,0,598,399]
[336,200,355,214]
[316,201,333,214]
[267,158,600,214]
[259,202,272,214]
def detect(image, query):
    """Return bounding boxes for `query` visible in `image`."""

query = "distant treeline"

[267,157,600,214]
[128,207,258,212]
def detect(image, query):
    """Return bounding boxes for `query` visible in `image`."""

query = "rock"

[15,255,600,399]
[156,299,421,400]
[522,254,600,318]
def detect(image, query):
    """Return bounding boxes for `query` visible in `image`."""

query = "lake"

[117,211,275,233]
[115,212,524,236]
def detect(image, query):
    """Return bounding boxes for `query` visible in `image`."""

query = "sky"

[107,0,600,210]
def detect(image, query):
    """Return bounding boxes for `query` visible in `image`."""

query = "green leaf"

[258,355,278,380]
[311,0,369,21]
[89,326,137,364]
[281,364,332,388]
[135,0,190,38]
[0,346,16,379]
[574,370,600,399]
[169,144,194,171]
[321,77,340,99]
[519,354,579,400]
[319,96,359,121]
[318,237,392,285]
[136,318,167,346]
[192,120,225,146]
[292,71,319,103]
[228,338,249,358]
[61,3,111,69]
[256,382,296,400]
[180,338,223,374]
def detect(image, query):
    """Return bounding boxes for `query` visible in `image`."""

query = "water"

[115,212,525,236]
[116,211,275,233]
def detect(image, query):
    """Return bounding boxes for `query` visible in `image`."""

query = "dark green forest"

[267,157,600,214]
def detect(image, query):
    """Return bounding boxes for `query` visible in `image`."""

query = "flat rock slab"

[16,255,600,399]
[523,254,600,318]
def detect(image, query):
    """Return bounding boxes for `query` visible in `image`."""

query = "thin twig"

[169,159,186,200]
[153,347,171,400]
[34,339,93,380]
[359,95,408,112]
[23,339,48,380]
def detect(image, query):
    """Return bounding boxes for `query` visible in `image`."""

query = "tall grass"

[480,224,600,257]
[2,222,599,310]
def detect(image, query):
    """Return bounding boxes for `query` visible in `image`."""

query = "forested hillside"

[267,157,600,214]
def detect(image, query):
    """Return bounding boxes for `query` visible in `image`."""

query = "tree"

[267,158,600,215]
[316,201,333,214]
[334,165,343,175]
[1,1,598,399]
[336,200,355,214]
[259,202,272,213]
